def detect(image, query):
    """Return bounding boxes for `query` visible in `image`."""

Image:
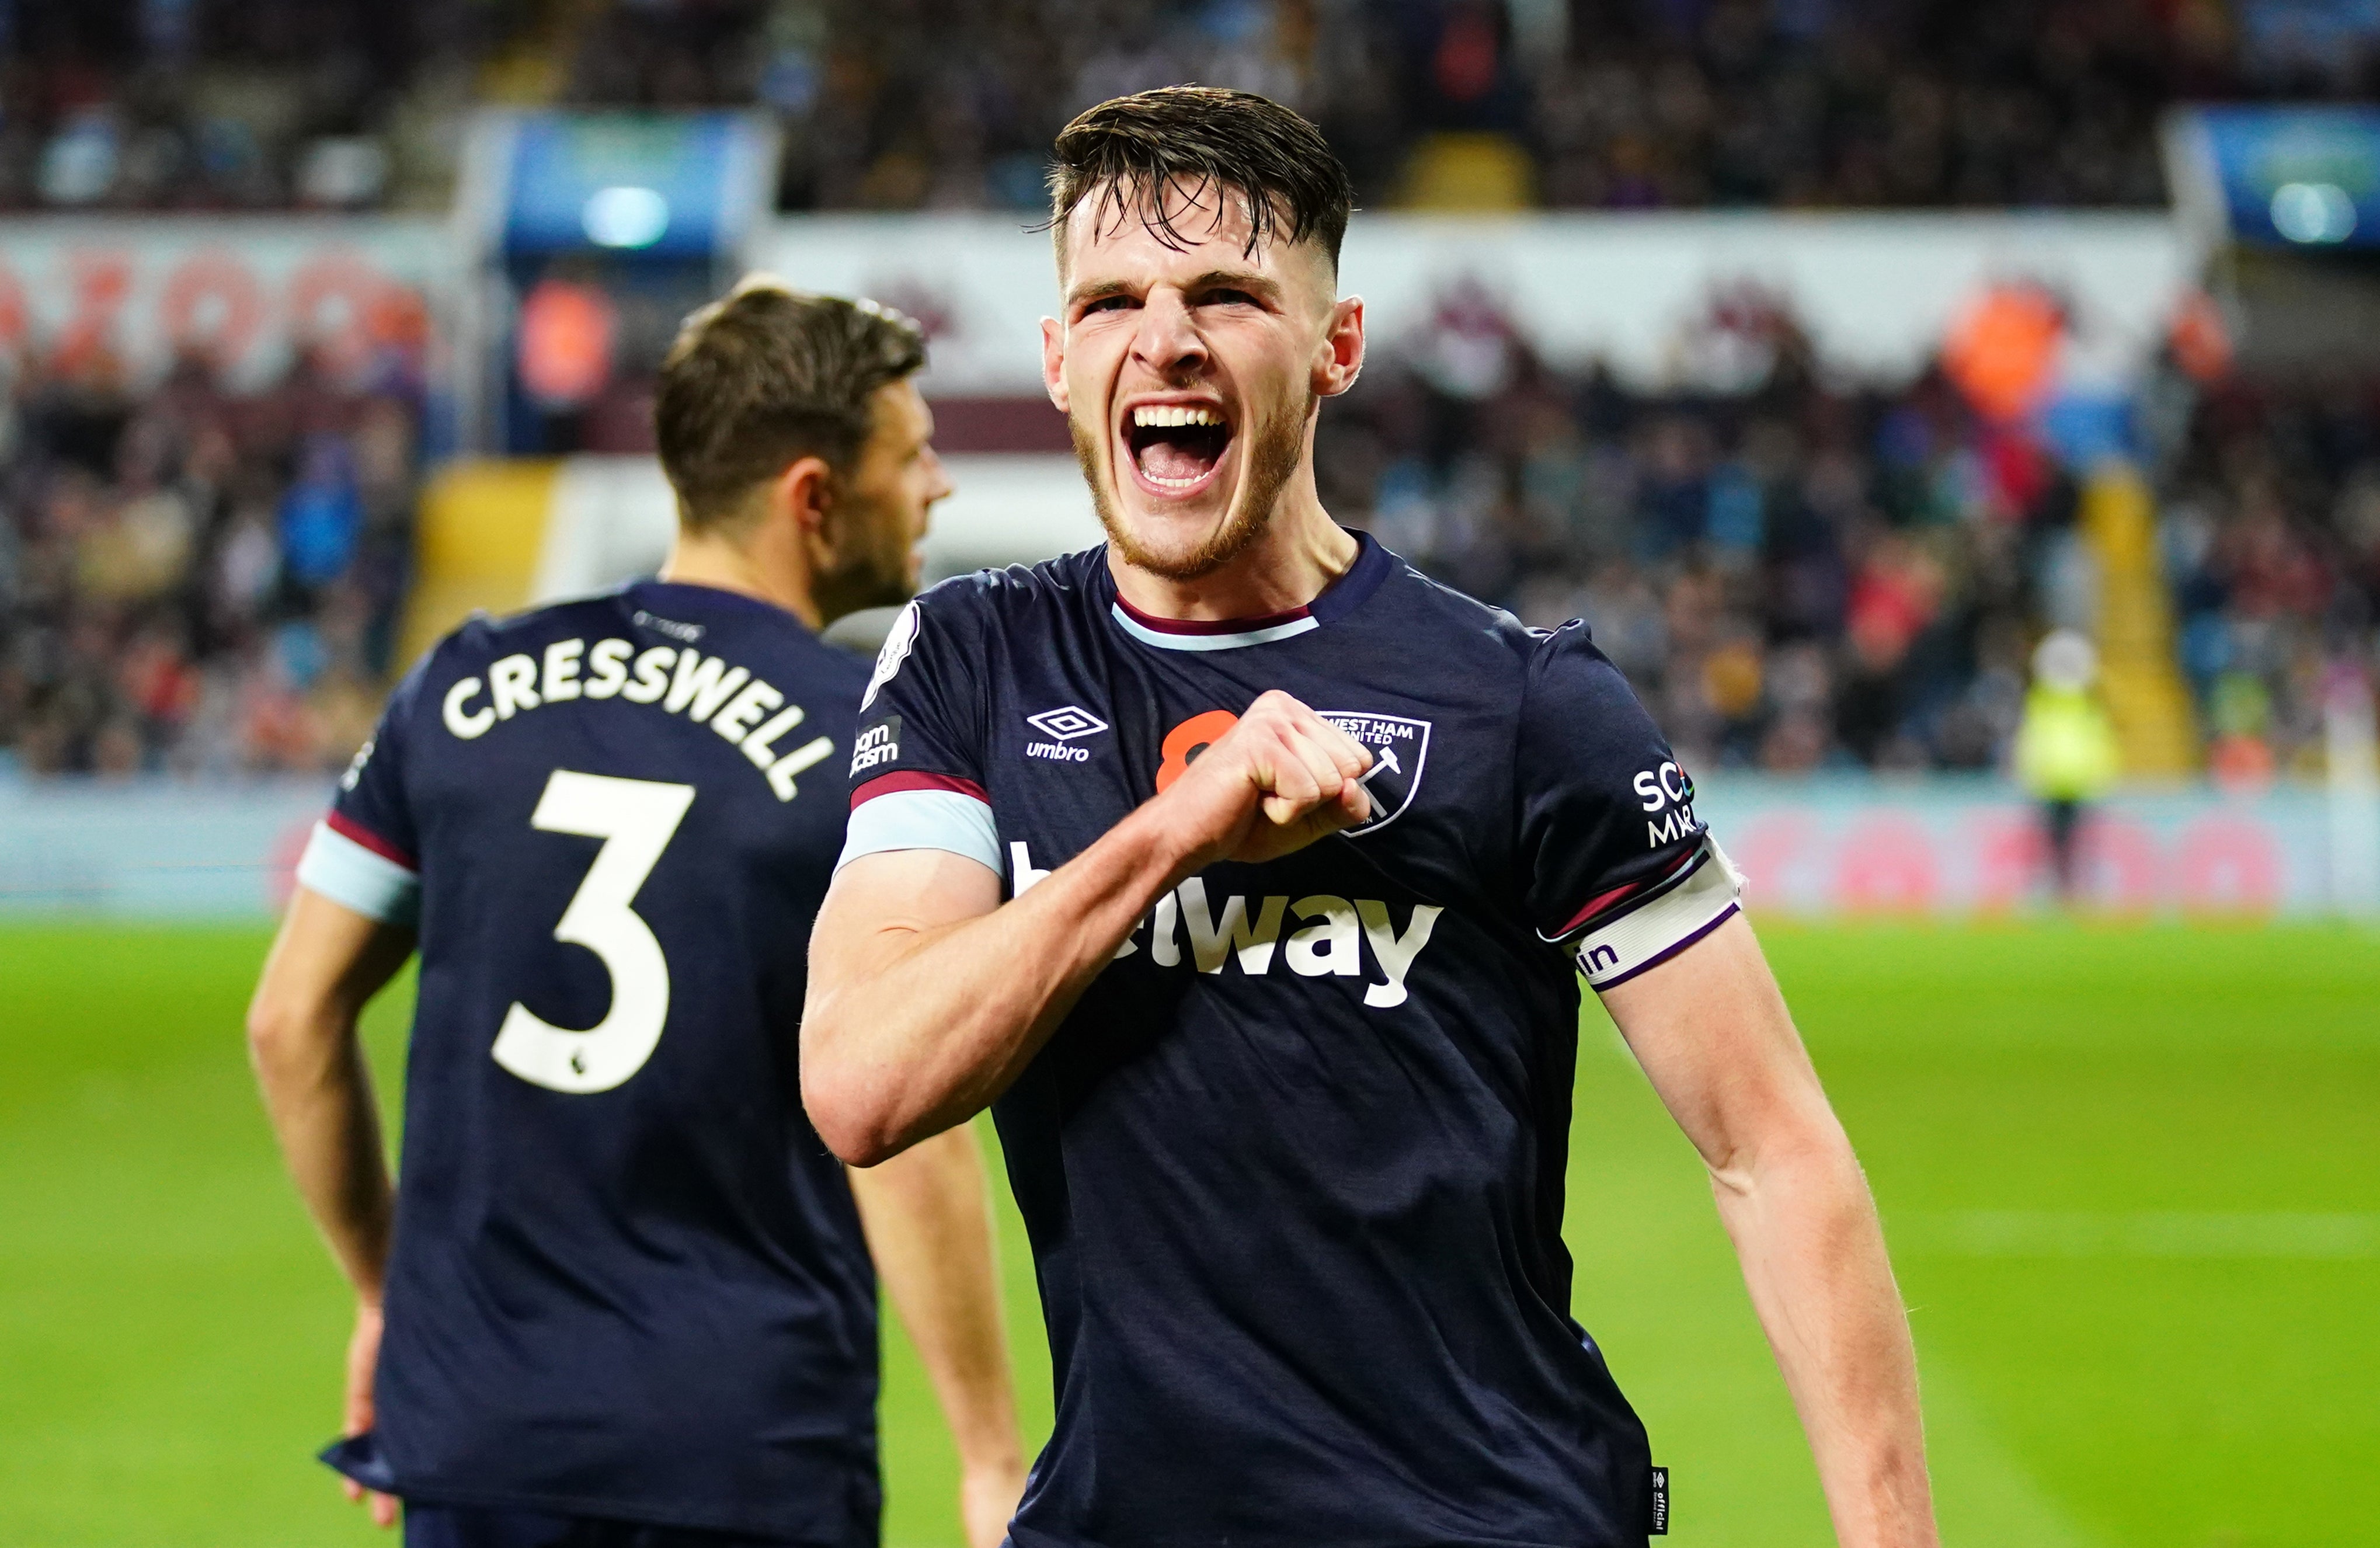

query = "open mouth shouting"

[1122,399,1237,500]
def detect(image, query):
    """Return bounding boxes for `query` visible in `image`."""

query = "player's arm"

[802,690,1371,1166]
[847,1125,1026,1548]
[246,885,416,1528]
[1600,917,1939,1548]
[248,886,413,1305]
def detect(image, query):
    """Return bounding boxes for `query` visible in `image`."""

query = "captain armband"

[1572,837,1744,990]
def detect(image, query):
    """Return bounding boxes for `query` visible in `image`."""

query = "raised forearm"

[809,692,1375,1164]
[1711,1132,1936,1548]
[808,805,1193,1162]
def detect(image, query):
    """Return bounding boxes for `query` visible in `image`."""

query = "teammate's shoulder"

[382,610,503,691]
[430,594,610,657]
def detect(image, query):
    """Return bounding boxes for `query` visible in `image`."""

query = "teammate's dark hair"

[654,280,927,530]
[1046,87,1355,272]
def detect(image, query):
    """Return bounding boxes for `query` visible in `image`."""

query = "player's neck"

[1108,498,1358,624]
[658,528,824,631]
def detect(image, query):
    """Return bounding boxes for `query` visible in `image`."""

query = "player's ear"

[773,455,836,542]
[1315,296,1364,399]
[1041,316,1070,415]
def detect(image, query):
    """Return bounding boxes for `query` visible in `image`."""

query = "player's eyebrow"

[1065,278,1137,310]
[1184,269,1282,305]
[1064,270,1285,311]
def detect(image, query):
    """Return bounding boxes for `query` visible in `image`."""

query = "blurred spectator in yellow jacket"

[2014,629,2122,900]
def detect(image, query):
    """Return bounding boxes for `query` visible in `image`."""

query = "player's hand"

[342,1300,398,1529]
[1158,690,1372,868]
[959,1455,1027,1548]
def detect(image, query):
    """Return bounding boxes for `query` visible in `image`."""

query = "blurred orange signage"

[0,217,446,387]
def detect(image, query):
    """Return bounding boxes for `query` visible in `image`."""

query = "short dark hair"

[1046,87,1355,272]
[653,280,927,528]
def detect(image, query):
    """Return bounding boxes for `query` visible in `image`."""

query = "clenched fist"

[1153,690,1373,868]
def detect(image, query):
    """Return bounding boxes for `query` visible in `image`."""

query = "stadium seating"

[5,298,2376,782]
[6,1,2376,215]
[1316,312,2378,779]
[2,2,2376,785]
[0,347,420,775]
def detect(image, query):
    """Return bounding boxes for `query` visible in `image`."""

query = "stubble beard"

[1073,388,1314,584]
[812,493,919,621]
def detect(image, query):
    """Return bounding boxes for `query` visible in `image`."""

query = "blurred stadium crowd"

[1315,295,2380,777]
[2162,372,2380,782]
[0,346,421,774]
[1,0,2376,780]
[6,295,2374,780]
[5,0,2378,213]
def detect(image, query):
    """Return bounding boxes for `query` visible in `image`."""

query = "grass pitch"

[0,921,2371,1546]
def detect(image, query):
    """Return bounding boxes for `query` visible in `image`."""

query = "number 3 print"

[491,770,695,1094]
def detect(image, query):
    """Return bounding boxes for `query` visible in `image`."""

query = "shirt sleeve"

[836,591,1001,876]
[294,651,432,927]
[1515,620,1741,991]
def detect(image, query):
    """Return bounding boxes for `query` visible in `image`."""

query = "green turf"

[1,921,2372,1546]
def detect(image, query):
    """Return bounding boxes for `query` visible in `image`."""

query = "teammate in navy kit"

[247,283,1025,1548]
[803,91,1940,1548]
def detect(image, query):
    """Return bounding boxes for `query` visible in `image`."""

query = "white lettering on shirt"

[1355,899,1443,1008]
[664,650,750,721]
[622,646,674,704]
[444,677,495,739]
[1084,874,1442,1010]
[1179,877,1286,975]
[583,638,632,699]
[542,638,584,702]
[488,654,540,718]
[1284,896,1362,976]
[436,636,831,803]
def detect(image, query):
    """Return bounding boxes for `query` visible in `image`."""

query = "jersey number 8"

[492,770,695,1095]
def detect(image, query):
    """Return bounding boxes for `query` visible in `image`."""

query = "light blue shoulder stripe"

[837,788,1001,875]
[295,822,422,927]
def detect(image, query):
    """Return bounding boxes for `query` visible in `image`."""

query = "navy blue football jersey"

[294,580,878,1543]
[839,534,1741,1548]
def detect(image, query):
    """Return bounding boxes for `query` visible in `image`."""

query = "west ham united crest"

[1320,711,1432,836]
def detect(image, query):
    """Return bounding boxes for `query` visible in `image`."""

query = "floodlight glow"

[582,186,671,249]
[2269,182,2356,245]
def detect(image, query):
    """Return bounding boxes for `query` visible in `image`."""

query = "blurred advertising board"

[0,215,448,391]
[2,773,2365,920]
[0,778,325,917]
[0,207,2188,418]
[1700,777,2356,917]
[753,211,2191,398]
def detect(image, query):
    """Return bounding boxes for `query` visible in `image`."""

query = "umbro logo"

[1027,706,1108,741]
[1025,705,1106,765]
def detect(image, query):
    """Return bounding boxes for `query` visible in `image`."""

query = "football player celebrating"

[803,89,1939,1548]
[247,283,1025,1548]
